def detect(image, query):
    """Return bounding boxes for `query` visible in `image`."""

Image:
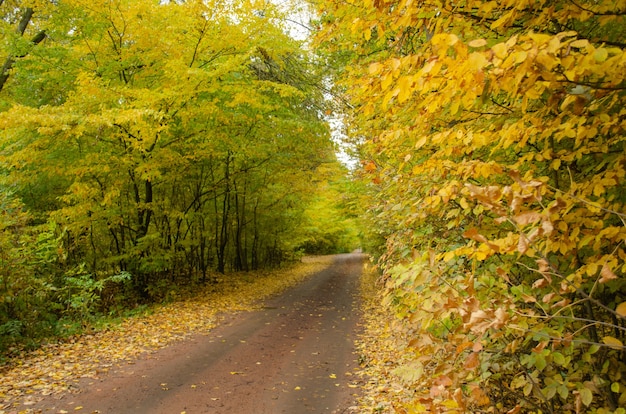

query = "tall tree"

[0,0,340,348]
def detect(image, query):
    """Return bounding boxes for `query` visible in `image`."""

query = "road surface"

[29,253,365,414]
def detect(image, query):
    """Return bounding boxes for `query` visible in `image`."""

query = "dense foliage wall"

[0,0,355,352]
[315,0,626,412]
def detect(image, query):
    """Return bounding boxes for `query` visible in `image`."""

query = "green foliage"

[0,0,347,354]
[299,164,363,254]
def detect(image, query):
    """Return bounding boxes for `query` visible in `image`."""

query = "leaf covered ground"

[0,257,333,413]
[356,262,414,414]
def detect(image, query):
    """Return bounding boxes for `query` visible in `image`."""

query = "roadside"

[355,261,409,414]
[1,254,366,413]
[0,256,334,412]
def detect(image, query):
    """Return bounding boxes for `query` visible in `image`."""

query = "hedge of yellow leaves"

[316,0,625,412]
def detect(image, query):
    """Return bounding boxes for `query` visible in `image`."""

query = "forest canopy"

[0,0,358,352]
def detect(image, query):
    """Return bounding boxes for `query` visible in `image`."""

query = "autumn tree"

[315,0,626,412]
[0,0,342,350]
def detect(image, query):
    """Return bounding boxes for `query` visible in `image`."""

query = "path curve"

[28,253,366,414]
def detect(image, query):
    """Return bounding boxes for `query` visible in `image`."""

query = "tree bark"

[216,152,232,274]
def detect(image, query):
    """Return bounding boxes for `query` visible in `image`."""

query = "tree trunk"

[216,152,232,274]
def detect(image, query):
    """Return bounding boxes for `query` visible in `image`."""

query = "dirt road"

[29,253,366,414]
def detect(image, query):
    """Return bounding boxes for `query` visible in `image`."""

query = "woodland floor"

[1,254,367,414]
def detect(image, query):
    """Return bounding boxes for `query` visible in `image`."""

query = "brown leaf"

[513,211,542,226]
[517,235,529,254]
[464,352,480,369]
[599,264,617,283]
[462,228,488,243]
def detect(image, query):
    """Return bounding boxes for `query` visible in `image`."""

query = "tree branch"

[0,8,47,93]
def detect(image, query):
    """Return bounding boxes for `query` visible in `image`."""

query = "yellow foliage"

[315,0,626,411]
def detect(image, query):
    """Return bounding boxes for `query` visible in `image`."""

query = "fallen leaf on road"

[0,260,332,409]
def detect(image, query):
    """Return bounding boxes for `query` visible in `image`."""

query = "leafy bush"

[316,0,626,411]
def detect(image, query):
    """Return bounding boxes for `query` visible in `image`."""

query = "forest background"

[0,0,361,356]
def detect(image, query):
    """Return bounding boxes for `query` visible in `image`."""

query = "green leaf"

[552,352,566,366]
[579,388,593,406]
[557,384,568,400]
[523,382,533,397]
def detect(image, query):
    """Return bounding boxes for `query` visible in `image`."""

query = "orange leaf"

[364,161,377,172]
[616,302,626,318]
[464,352,480,369]
[456,341,474,354]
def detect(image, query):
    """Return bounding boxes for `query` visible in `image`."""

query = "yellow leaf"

[443,251,456,262]
[594,48,608,62]
[441,399,459,408]
[397,76,412,103]
[368,62,382,75]
[329,373,337,378]
[468,39,487,48]
[616,302,626,318]
[415,136,427,149]
[381,73,394,91]
[294,386,301,390]
[490,14,509,30]
[602,336,623,349]
[431,33,458,47]
[570,39,589,48]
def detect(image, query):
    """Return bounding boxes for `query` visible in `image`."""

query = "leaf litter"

[355,262,412,413]
[0,257,333,413]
